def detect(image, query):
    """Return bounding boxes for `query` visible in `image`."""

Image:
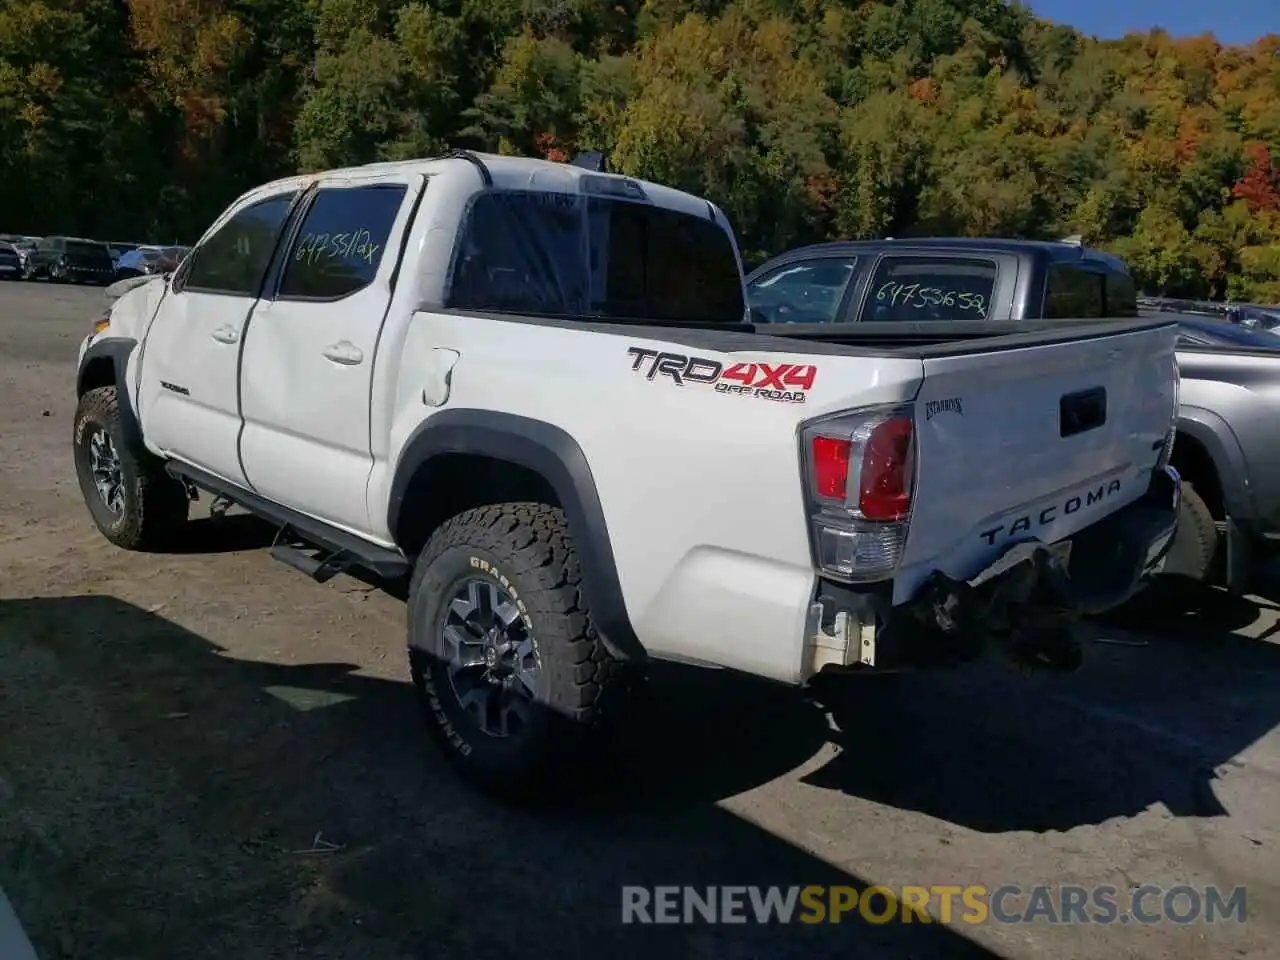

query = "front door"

[136,190,299,487]
[237,173,425,536]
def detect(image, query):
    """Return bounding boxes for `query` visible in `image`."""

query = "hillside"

[1,0,1277,300]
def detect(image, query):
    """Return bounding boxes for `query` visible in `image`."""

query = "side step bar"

[166,462,411,581]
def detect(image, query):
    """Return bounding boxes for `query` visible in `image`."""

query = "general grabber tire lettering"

[407,502,629,799]
[73,386,190,550]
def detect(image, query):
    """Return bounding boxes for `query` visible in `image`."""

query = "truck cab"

[745,237,1139,326]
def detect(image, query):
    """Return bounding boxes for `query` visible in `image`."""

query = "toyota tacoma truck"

[75,153,1181,797]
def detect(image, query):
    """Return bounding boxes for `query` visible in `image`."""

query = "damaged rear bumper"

[803,465,1181,678]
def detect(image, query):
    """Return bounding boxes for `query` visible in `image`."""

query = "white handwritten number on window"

[295,230,381,267]
[875,281,987,317]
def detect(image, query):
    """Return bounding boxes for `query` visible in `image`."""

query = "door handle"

[210,325,239,344]
[322,340,363,365]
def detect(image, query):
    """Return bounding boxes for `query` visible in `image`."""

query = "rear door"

[237,171,425,536]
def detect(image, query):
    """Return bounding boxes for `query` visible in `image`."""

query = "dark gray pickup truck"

[745,237,1280,592]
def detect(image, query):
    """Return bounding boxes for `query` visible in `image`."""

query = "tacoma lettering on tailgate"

[979,478,1122,545]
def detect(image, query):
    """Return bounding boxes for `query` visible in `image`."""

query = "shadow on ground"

[803,582,1280,833]
[0,596,998,960]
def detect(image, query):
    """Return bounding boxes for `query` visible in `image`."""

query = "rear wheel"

[1108,481,1219,622]
[73,386,190,550]
[407,502,632,799]
[1160,482,1219,582]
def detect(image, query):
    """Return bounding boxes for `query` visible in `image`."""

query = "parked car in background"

[0,241,23,279]
[106,242,140,269]
[113,245,188,282]
[744,237,1279,594]
[27,236,114,285]
[0,234,38,279]
[1140,296,1280,334]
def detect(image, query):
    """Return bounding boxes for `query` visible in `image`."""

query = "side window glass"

[278,184,407,300]
[861,257,996,321]
[1103,269,1138,317]
[1045,265,1105,319]
[184,193,297,296]
[746,258,858,323]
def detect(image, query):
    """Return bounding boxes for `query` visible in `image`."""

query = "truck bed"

[463,308,1180,359]
[747,317,1180,356]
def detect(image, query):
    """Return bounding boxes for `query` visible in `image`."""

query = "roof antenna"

[570,150,609,173]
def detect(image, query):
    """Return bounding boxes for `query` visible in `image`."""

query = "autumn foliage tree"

[0,0,1278,299]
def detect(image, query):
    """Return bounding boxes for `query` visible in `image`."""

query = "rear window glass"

[446,189,744,323]
[861,256,996,321]
[1045,265,1105,319]
[747,258,857,323]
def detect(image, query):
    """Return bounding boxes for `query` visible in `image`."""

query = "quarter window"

[447,189,745,323]
[184,193,297,296]
[1045,265,1105,319]
[278,184,408,300]
[861,256,996,321]
[746,258,858,323]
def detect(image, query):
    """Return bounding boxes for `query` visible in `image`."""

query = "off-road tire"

[73,386,190,550]
[1161,481,1218,583]
[407,502,631,800]
[1107,481,1220,623]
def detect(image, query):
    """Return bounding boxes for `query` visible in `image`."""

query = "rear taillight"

[800,405,916,582]
[1156,357,1180,470]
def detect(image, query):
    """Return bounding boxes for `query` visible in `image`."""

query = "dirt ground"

[1,281,1279,959]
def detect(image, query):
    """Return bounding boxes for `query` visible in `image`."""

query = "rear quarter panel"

[369,311,925,679]
[1176,349,1280,525]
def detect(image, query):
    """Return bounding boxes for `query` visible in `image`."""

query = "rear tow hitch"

[913,541,1083,674]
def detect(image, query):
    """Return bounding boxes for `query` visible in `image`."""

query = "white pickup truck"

[74,150,1181,796]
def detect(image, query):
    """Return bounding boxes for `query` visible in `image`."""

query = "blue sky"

[1027,0,1274,46]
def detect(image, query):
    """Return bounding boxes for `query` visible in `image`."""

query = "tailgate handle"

[1060,387,1107,438]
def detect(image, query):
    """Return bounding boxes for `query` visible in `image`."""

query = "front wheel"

[73,386,190,550]
[407,502,632,799]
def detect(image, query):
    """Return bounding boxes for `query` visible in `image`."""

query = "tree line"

[1,0,1278,301]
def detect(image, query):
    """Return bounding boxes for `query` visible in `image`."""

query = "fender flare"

[388,409,645,661]
[1176,407,1253,518]
[77,337,143,451]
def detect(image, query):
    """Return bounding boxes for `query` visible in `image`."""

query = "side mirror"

[169,255,191,292]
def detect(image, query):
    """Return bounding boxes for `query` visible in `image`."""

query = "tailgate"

[900,321,1178,578]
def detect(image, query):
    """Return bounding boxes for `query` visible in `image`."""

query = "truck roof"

[776,237,1131,274]
[243,150,721,223]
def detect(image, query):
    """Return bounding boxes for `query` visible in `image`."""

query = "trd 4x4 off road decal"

[625,347,816,404]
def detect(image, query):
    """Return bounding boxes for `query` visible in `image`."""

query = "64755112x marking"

[626,346,817,404]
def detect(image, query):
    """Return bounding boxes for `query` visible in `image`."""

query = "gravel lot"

[1,280,1278,959]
